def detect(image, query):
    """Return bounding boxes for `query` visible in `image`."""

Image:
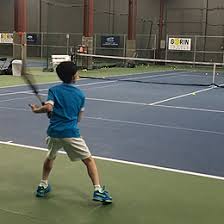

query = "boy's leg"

[63,138,112,203]
[36,158,54,197]
[42,157,54,182]
[36,137,61,197]
[82,157,112,203]
[82,156,100,186]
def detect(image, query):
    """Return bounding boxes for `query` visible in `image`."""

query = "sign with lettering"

[168,38,191,51]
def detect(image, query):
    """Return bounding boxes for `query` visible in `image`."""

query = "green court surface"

[0,144,223,224]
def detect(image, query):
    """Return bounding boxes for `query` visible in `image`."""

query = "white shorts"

[46,137,91,161]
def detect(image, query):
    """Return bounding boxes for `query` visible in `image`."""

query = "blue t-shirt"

[46,83,85,138]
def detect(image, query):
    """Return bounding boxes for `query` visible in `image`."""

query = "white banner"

[0,33,13,44]
[168,38,191,51]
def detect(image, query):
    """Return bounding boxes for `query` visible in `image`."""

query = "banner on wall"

[0,33,13,44]
[26,33,38,44]
[101,36,120,48]
[168,38,191,51]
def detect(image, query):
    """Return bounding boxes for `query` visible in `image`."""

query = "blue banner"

[101,36,120,48]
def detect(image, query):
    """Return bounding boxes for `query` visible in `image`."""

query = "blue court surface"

[1,71,224,178]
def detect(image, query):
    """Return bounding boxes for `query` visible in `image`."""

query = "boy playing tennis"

[30,61,112,204]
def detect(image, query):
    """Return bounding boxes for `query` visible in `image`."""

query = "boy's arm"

[30,88,54,114]
[78,95,85,122]
[78,111,84,122]
[30,103,53,114]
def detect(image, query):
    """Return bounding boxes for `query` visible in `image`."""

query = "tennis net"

[76,53,224,87]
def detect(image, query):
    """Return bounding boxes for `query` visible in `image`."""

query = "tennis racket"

[21,62,51,118]
[22,73,45,106]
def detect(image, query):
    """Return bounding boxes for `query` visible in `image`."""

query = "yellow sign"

[168,38,191,51]
[0,33,13,44]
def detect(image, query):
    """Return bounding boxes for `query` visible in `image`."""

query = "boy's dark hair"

[56,61,78,83]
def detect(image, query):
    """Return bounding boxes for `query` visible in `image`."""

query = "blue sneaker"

[36,184,51,197]
[93,186,112,204]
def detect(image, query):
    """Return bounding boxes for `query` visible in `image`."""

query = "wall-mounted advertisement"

[101,36,120,48]
[26,33,38,44]
[0,33,13,44]
[168,38,191,51]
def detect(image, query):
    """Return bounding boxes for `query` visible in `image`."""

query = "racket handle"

[40,102,51,118]
[47,111,52,118]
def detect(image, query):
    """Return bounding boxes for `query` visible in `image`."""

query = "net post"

[66,33,70,55]
[165,34,168,61]
[222,50,224,64]
[123,34,126,57]
[212,63,216,85]
[40,32,44,60]
[93,34,97,55]
[153,34,157,60]
[193,36,197,64]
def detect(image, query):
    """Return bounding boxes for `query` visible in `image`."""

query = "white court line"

[29,80,119,93]
[85,96,224,113]
[77,80,117,86]
[0,80,118,97]
[25,92,45,96]
[26,93,149,106]
[0,206,45,221]
[85,116,224,136]
[121,71,187,80]
[0,81,61,89]
[0,96,34,103]
[1,97,224,114]
[0,140,223,181]
[71,96,224,114]
[0,103,222,135]
[0,90,149,106]
[86,97,149,106]
[0,106,28,111]
[0,90,32,96]
[154,104,224,113]
[4,102,221,135]
[83,83,122,90]
[150,86,215,106]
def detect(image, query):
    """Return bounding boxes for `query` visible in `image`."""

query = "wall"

[0,0,159,34]
[0,0,223,35]
[0,0,14,32]
[0,0,223,61]
[165,0,224,36]
[165,0,224,62]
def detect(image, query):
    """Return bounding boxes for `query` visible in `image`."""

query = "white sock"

[94,185,102,192]
[39,180,48,188]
